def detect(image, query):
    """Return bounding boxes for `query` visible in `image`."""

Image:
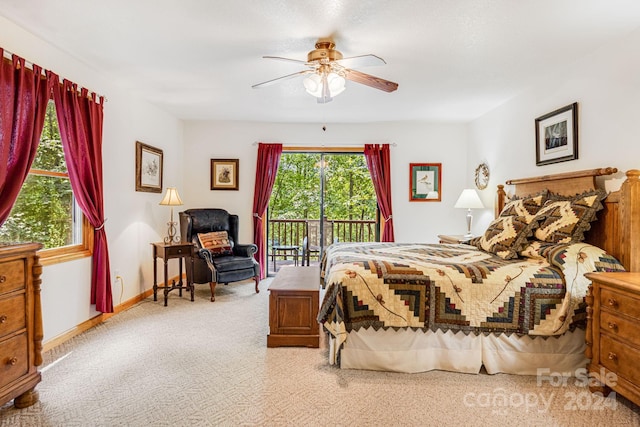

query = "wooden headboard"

[496,167,640,272]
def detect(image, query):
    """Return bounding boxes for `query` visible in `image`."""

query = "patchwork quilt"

[318,242,624,353]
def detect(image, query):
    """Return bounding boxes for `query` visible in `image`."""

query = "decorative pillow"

[197,231,233,256]
[499,190,548,224]
[533,189,606,244]
[472,215,533,259]
[519,240,561,259]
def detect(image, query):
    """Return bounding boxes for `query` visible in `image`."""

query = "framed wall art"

[409,163,441,201]
[135,141,163,193]
[211,159,239,190]
[535,102,578,166]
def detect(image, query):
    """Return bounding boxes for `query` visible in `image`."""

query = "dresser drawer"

[601,310,640,348]
[0,333,29,389]
[600,288,640,320]
[162,245,191,258]
[0,260,25,295]
[0,294,26,339]
[600,334,640,385]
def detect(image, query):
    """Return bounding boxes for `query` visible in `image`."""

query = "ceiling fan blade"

[263,55,308,64]
[344,69,398,93]
[252,70,312,89]
[337,54,386,68]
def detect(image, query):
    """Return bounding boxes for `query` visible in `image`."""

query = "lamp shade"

[303,71,346,100]
[303,73,323,96]
[159,187,183,206]
[454,189,484,209]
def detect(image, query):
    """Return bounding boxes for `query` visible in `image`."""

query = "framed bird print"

[211,159,239,190]
[410,163,441,202]
[135,141,163,193]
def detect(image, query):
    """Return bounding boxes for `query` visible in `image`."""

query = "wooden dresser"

[0,242,44,408]
[584,272,640,406]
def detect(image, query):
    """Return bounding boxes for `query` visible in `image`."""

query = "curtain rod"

[2,46,107,102]
[252,142,397,147]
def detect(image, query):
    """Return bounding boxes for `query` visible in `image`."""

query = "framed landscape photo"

[135,141,163,193]
[535,102,578,166]
[410,163,441,201]
[211,159,239,190]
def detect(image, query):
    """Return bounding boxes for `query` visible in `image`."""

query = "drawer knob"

[607,298,618,308]
[607,322,618,331]
[0,275,5,283]
[8,357,18,366]
[608,352,618,361]
[0,315,6,324]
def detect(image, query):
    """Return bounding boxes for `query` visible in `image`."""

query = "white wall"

[0,16,184,342]
[468,26,640,233]
[182,121,472,243]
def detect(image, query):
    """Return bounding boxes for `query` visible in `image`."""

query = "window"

[0,100,92,264]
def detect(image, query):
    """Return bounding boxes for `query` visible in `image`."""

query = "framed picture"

[135,141,163,193]
[535,102,578,166]
[409,163,441,201]
[211,159,239,190]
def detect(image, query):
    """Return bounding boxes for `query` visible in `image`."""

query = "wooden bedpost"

[620,169,640,272]
[584,285,594,360]
[496,184,506,217]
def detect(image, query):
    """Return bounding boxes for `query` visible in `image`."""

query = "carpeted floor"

[1,277,639,426]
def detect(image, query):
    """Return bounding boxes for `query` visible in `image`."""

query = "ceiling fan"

[252,41,399,103]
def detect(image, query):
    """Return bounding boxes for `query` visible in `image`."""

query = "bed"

[317,167,640,374]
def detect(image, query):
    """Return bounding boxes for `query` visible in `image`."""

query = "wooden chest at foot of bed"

[267,266,320,348]
[585,272,640,407]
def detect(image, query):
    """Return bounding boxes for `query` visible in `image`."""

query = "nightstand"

[437,234,472,244]
[584,272,640,407]
[152,242,194,306]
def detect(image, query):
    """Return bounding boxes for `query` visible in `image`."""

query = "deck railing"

[268,219,308,248]
[331,219,377,243]
[267,218,377,271]
[268,218,377,246]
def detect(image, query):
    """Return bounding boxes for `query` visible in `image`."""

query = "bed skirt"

[331,327,587,375]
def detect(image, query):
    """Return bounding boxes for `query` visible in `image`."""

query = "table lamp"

[454,189,484,238]
[159,187,183,244]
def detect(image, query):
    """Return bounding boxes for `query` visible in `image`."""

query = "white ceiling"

[2,0,640,123]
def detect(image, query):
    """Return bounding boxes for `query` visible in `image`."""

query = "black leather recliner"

[179,208,259,301]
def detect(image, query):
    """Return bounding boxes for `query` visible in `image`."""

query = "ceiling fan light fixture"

[254,40,398,99]
[303,73,323,97]
[327,72,346,96]
[303,71,345,102]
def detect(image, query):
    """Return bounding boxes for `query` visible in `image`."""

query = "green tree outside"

[0,101,74,248]
[269,152,377,221]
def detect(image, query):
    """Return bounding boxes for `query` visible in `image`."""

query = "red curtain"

[252,143,282,279]
[364,144,395,242]
[0,52,52,225]
[50,74,113,313]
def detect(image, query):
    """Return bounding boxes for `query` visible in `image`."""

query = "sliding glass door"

[267,151,378,274]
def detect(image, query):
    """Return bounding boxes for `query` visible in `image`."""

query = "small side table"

[271,245,299,271]
[438,234,472,244]
[152,242,194,306]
